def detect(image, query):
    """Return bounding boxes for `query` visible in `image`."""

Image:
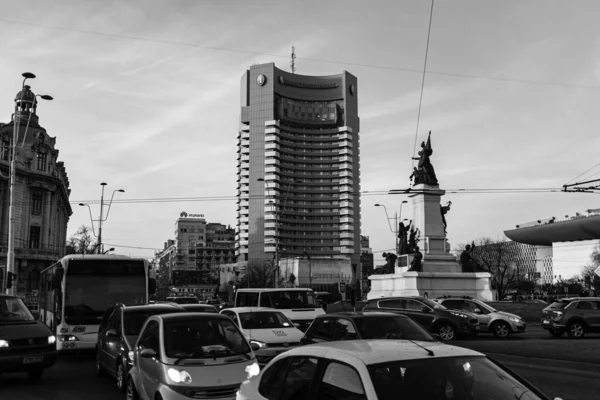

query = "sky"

[1,0,599,264]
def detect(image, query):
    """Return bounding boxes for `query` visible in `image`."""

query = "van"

[234,288,325,331]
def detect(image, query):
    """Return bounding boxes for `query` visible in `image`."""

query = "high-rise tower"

[236,63,361,276]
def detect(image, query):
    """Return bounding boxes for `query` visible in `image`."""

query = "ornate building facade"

[0,85,71,305]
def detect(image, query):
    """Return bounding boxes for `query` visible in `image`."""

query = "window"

[318,361,365,400]
[1,139,10,161]
[332,319,357,341]
[259,358,291,399]
[36,152,47,171]
[138,320,160,353]
[31,191,43,215]
[309,317,334,340]
[221,311,238,326]
[280,357,319,400]
[29,226,41,249]
[236,292,259,307]
[404,300,425,311]
[378,299,406,309]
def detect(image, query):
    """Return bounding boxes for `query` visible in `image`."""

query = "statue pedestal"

[368,271,493,301]
[368,182,493,301]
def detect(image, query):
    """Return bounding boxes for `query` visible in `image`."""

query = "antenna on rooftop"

[290,46,296,74]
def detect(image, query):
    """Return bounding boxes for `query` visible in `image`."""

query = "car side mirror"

[105,328,118,337]
[140,348,157,359]
[473,308,482,314]
[250,342,260,352]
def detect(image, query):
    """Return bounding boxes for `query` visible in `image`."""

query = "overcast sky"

[1,0,599,264]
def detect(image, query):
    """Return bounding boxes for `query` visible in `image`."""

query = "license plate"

[542,319,549,324]
[23,355,43,364]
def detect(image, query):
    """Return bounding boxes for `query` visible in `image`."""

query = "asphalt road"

[1,328,599,400]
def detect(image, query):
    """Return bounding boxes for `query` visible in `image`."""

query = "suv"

[0,294,58,381]
[434,295,526,338]
[541,297,600,338]
[96,303,185,392]
[362,296,480,341]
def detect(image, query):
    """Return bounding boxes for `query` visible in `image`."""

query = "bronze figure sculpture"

[411,131,438,186]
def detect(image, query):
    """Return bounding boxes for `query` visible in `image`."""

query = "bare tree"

[457,237,522,300]
[66,225,97,254]
[580,246,600,294]
[237,259,281,288]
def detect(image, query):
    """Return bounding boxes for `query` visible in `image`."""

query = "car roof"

[281,340,483,365]
[156,312,230,321]
[236,288,314,292]
[555,297,600,301]
[317,311,409,319]
[122,304,184,312]
[368,296,429,301]
[180,303,217,307]
[223,307,280,313]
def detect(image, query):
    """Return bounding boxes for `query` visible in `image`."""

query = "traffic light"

[6,271,14,289]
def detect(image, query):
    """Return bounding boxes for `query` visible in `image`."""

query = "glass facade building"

[236,63,361,272]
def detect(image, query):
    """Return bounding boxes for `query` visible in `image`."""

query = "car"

[221,307,305,366]
[0,294,58,381]
[165,296,200,304]
[126,312,261,400]
[541,297,600,338]
[434,295,527,338]
[96,303,186,392]
[362,296,479,341]
[177,303,219,313]
[301,311,437,345]
[236,340,559,400]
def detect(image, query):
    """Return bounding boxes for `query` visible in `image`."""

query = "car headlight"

[450,312,468,319]
[128,350,134,361]
[245,362,260,379]
[48,335,56,344]
[508,317,520,323]
[167,368,192,384]
[58,335,80,342]
[0,339,9,348]
[250,340,268,349]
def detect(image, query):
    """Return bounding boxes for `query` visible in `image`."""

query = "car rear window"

[548,301,570,309]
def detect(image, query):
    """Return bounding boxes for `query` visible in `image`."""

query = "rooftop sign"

[180,212,204,218]
[278,76,338,89]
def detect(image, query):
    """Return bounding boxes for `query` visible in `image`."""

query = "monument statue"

[440,201,452,235]
[411,131,438,186]
[407,227,420,254]
[381,252,398,274]
[460,241,482,273]
[408,246,423,272]
[397,220,412,255]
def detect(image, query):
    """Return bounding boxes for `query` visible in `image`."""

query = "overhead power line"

[1,18,600,89]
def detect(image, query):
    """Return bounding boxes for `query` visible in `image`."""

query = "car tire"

[567,321,586,339]
[491,321,511,338]
[95,354,106,377]
[436,323,456,341]
[549,329,564,338]
[126,377,140,400]
[27,369,43,381]
[116,360,126,392]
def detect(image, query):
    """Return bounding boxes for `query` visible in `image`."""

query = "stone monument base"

[367,271,494,301]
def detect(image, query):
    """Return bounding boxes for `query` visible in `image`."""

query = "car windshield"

[369,356,544,400]
[0,296,35,323]
[124,309,181,336]
[239,311,294,329]
[548,300,570,309]
[163,318,251,359]
[355,316,435,342]
[420,298,445,309]
[263,291,319,309]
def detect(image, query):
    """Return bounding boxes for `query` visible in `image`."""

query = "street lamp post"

[79,183,124,254]
[375,201,407,254]
[6,73,52,295]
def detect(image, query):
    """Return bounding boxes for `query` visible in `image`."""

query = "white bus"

[38,254,156,352]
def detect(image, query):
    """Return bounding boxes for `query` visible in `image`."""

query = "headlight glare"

[58,335,80,342]
[250,340,268,349]
[128,350,134,361]
[450,312,468,319]
[245,362,260,379]
[48,335,56,344]
[0,339,9,348]
[508,317,520,323]
[167,368,192,384]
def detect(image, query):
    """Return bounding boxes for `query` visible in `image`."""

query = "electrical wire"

[565,161,600,185]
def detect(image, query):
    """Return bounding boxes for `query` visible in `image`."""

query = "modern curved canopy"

[504,215,600,246]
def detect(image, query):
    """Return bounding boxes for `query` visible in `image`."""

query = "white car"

[220,307,305,366]
[236,340,561,400]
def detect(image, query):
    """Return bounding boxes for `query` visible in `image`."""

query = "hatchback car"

[0,294,57,381]
[221,307,305,366]
[362,296,479,341]
[301,312,436,345]
[435,295,526,338]
[96,303,186,391]
[236,340,559,400]
[127,313,260,400]
[541,297,600,338]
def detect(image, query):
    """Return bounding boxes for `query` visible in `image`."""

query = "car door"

[98,309,118,372]
[465,300,492,330]
[403,299,435,329]
[137,320,162,399]
[302,317,335,344]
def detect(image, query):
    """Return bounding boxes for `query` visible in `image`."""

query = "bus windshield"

[64,259,146,325]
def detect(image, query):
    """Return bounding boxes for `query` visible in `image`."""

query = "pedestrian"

[424,292,429,299]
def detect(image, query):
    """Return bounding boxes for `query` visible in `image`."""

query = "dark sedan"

[178,304,219,313]
[301,311,436,345]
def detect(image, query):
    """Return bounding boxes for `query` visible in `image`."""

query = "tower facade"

[236,63,361,274]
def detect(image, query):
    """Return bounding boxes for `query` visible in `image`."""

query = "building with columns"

[0,84,71,302]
